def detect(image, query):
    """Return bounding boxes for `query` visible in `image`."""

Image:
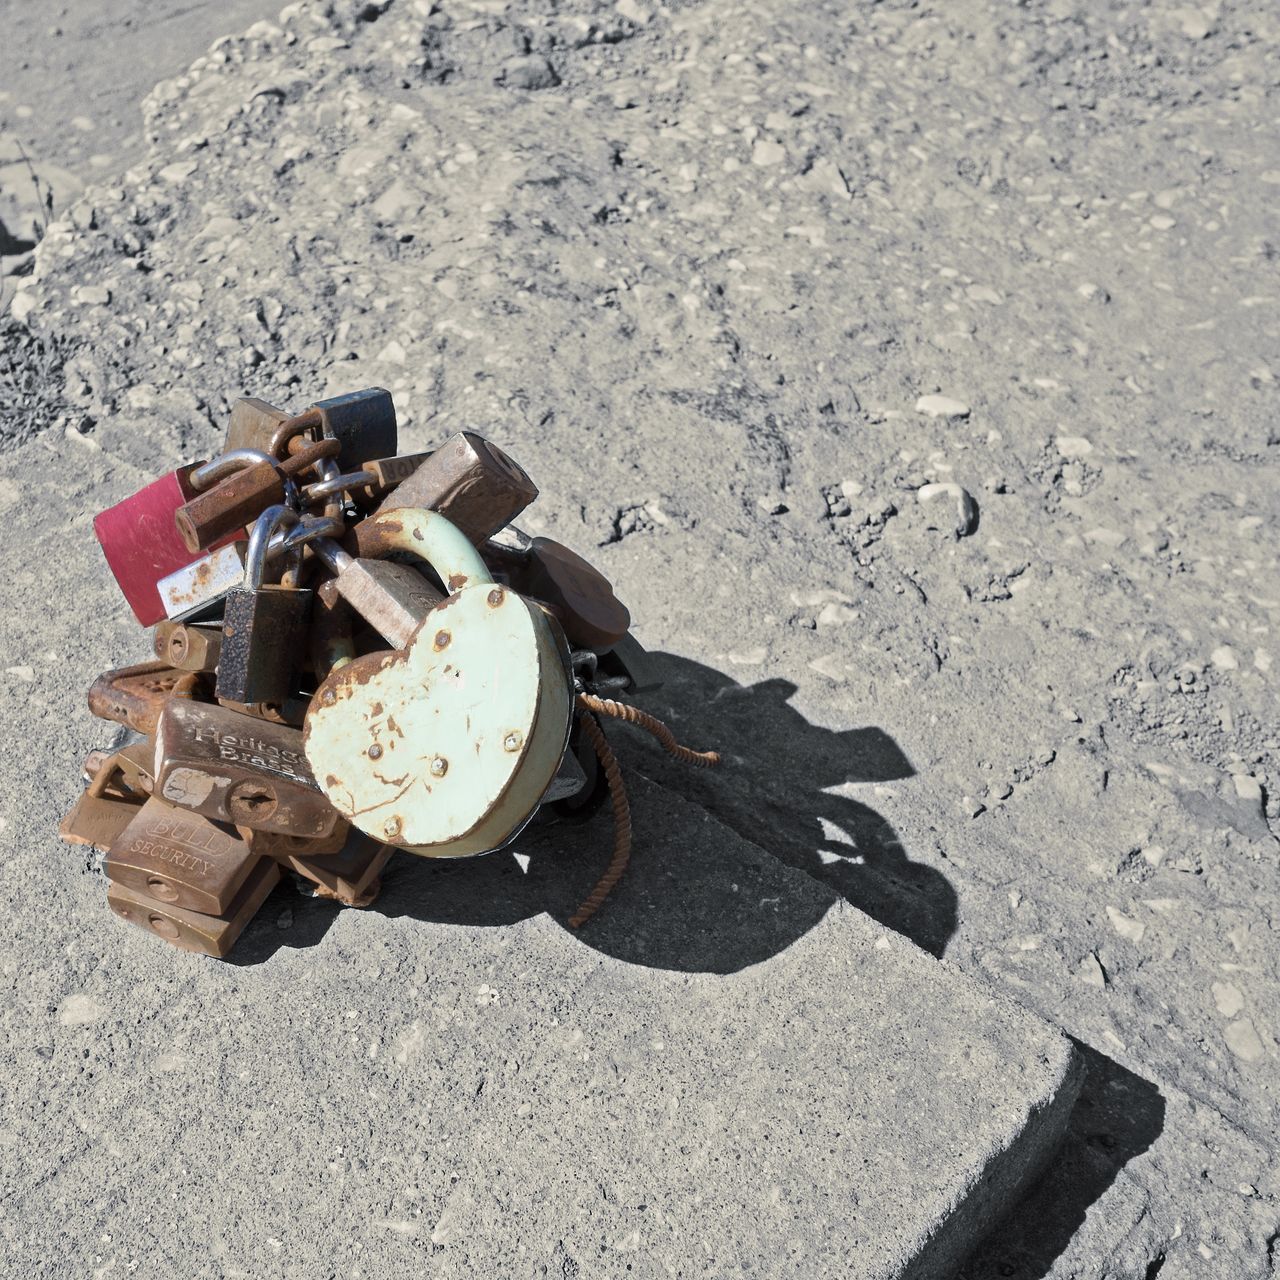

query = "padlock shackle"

[190,449,277,492]
[356,508,492,593]
[245,505,302,590]
[268,409,324,460]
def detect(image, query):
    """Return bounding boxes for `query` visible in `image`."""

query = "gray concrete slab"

[1,451,1081,1275]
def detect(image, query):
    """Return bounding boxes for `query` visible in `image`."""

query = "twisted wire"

[568,707,632,929]
[575,694,721,768]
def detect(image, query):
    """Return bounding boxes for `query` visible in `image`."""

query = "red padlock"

[93,460,253,626]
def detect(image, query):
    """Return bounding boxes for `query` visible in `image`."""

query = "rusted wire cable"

[568,708,632,929]
[575,693,721,768]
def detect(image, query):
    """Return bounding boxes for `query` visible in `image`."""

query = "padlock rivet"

[321,688,337,705]
[503,731,522,752]
[368,743,384,760]
[434,630,451,651]
[430,756,448,777]
[383,816,402,838]
[487,588,505,608]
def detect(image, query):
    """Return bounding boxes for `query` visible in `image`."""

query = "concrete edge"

[909,1035,1088,1280]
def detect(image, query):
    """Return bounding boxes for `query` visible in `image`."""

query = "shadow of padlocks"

[230,652,953,975]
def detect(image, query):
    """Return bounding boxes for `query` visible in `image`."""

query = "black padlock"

[216,505,313,705]
[271,388,398,476]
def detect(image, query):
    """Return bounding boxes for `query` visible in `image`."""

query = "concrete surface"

[0,669,1082,1279]
[3,0,1280,1274]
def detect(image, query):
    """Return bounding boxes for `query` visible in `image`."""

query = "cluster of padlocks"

[60,389,712,958]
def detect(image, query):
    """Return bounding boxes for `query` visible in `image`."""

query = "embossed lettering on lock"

[106,796,261,915]
[107,858,281,958]
[155,698,339,838]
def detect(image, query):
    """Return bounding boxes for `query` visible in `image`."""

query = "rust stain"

[448,573,468,592]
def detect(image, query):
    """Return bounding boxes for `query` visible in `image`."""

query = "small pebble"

[1056,435,1093,459]
[1212,981,1244,1018]
[500,56,560,90]
[915,394,971,419]
[917,482,979,536]
[1224,1018,1265,1062]
[1211,645,1238,671]
[1076,952,1107,988]
[751,139,787,167]
[71,285,111,307]
[1106,906,1145,944]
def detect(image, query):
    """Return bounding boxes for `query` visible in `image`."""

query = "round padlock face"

[304,584,570,852]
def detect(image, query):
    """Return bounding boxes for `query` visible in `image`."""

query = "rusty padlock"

[80,738,155,798]
[304,508,573,857]
[223,396,292,455]
[155,698,340,838]
[174,437,339,554]
[107,857,280,958]
[298,452,433,512]
[364,431,537,545]
[88,660,206,736]
[308,537,445,651]
[215,506,314,706]
[105,796,263,915]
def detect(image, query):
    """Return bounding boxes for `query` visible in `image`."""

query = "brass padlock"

[304,508,573,857]
[107,857,280,957]
[80,739,155,799]
[59,749,152,849]
[155,698,340,838]
[365,431,537,544]
[105,796,263,915]
[237,821,350,858]
[216,506,314,706]
[272,829,391,906]
[153,621,223,673]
